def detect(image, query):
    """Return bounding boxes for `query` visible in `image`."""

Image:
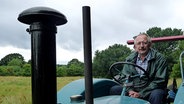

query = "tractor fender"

[57,78,119,104]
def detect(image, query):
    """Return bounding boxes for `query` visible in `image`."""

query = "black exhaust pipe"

[82,6,94,104]
[18,7,67,104]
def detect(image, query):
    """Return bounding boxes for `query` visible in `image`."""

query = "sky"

[1,0,184,64]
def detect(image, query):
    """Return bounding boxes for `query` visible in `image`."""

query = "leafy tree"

[0,53,25,66]
[171,41,184,78]
[57,65,67,77]
[8,58,23,66]
[147,27,182,55]
[66,58,84,76]
[0,66,9,76]
[171,63,181,78]
[173,41,184,58]
[0,66,21,76]
[146,27,183,72]
[93,44,132,78]
[21,64,31,76]
[27,59,31,64]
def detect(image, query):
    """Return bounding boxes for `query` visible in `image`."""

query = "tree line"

[0,53,84,77]
[0,27,183,78]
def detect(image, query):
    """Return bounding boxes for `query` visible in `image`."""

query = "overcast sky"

[1,0,184,64]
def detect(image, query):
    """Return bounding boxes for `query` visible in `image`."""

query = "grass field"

[0,76,182,104]
[0,76,82,104]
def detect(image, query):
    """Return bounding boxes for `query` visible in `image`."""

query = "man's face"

[134,35,151,56]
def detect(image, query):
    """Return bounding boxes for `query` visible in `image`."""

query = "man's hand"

[128,91,140,98]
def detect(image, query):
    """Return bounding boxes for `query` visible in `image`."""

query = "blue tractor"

[57,6,184,104]
[57,54,184,104]
[57,62,151,104]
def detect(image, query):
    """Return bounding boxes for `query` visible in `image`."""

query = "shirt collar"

[137,50,151,61]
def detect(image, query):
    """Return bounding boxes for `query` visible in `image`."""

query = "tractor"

[57,35,184,104]
[57,6,184,104]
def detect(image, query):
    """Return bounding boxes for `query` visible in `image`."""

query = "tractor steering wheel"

[109,61,150,88]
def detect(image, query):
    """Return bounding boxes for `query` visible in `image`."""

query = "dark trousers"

[109,85,166,104]
[145,89,166,104]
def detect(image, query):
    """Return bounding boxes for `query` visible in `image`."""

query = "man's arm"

[139,57,169,98]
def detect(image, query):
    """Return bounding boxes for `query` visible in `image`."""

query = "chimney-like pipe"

[82,6,94,104]
[18,7,67,104]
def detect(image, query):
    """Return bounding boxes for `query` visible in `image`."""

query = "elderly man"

[110,33,169,104]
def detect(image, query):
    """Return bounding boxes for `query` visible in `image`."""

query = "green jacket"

[123,48,169,98]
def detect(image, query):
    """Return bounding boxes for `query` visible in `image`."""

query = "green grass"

[0,76,82,104]
[168,78,182,87]
[0,76,182,104]
[0,76,31,104]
